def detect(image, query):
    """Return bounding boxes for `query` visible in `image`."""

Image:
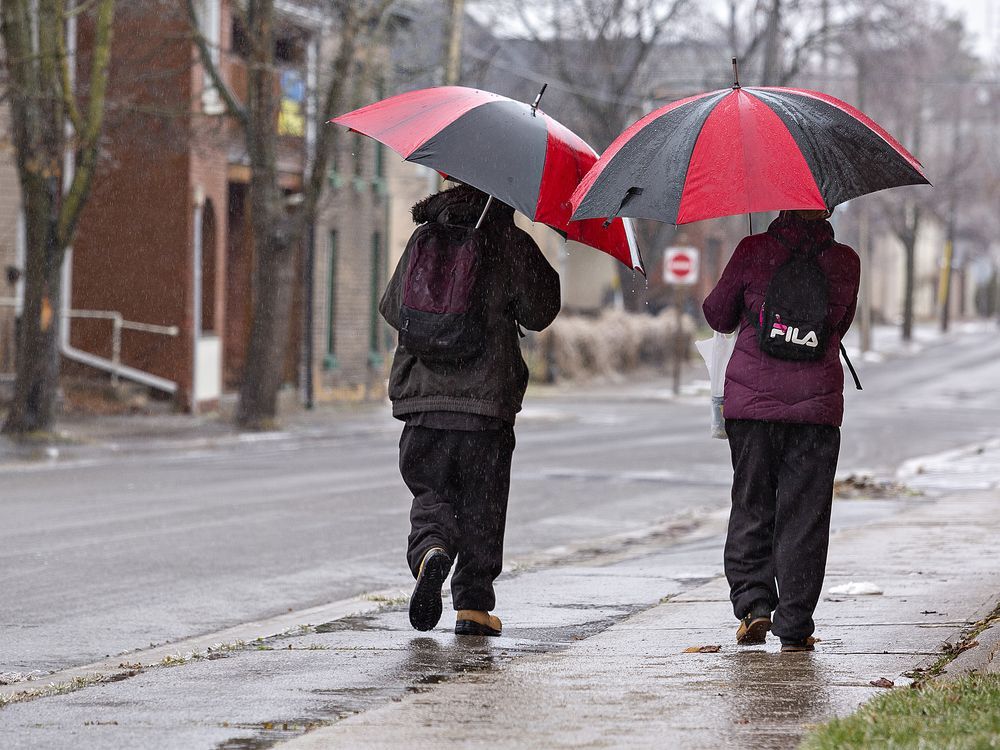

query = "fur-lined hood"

[411,183,515,228]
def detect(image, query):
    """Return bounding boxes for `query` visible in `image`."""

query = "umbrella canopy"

[570,85,930,226]
[332,86,643,271]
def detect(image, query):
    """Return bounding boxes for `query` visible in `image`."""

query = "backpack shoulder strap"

[839,342,863,390]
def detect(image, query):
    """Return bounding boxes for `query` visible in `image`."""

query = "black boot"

[409,547,452,631]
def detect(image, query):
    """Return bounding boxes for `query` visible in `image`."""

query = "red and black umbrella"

[570,80,929,226]
[332,86,643,271]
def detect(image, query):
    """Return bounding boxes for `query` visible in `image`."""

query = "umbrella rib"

[735,91,755,219]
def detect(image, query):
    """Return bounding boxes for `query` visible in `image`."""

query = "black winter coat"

[380,185,561,423]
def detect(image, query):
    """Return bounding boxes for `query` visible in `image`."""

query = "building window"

[369,232,383,358]
[373,77,386,186]
[275,34,305,65]
[353,133,365,179]
[324,230,338,369]
[374,141,385,180]
[201,199,217,333]
[231,14,251,58]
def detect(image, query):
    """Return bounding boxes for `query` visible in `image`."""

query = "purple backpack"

[399,223,487,360]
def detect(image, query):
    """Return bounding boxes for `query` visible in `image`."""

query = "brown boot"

[736,603,772,645]
[455,610,502,637]
[780,636,818,653]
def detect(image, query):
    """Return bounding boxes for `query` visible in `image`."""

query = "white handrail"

[0,298,179,391]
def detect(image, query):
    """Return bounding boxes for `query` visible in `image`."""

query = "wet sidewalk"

[2,447,999,748]
[277,488,1000,749]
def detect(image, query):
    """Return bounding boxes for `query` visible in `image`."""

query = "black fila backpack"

[752,235,863,390]
[756,242,829,361]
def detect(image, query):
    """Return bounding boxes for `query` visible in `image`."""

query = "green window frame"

[324,230,338,370]
[369,232,383,358]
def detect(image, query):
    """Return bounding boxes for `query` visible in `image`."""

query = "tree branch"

[183,0,249,128]
[303,0,394,220]
[57,0,114,246]
[56,1,83,135]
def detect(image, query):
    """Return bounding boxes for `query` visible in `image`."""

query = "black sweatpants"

[725,419,841,641]
[399,424,515,612]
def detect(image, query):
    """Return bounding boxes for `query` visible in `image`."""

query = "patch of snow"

[828,581,884,596]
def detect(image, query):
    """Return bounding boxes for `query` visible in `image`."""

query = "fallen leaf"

[684,645,721,653]
[870,678,894,688]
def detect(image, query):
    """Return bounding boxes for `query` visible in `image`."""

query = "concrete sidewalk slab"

[278,491,1000,750]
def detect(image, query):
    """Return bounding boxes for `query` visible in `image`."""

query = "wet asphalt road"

[2,328,1000,677]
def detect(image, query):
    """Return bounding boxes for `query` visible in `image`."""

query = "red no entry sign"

[663,246,699,285]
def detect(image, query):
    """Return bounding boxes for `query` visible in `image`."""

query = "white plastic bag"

[695,331,737,439]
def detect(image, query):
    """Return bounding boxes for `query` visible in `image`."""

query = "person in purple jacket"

[702,209,860,653]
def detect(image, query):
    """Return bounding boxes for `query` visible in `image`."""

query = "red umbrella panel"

[570,86,930,226]
[332,86,643,272]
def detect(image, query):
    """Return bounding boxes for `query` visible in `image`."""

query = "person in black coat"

[380,183,560,636]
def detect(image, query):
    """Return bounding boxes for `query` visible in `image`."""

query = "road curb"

[0,589,406,704]
[939,601,1000,680]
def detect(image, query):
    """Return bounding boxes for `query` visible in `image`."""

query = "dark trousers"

[399,424,515,612]
[725,419,841,641]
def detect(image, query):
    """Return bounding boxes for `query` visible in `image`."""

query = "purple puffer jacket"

[702,214,860,427]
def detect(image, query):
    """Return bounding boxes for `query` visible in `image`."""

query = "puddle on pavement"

[313,615,390,634]
[214,606,647,748]
[215,718,328,750]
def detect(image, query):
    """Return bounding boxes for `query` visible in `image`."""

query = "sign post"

[663,247,700,394]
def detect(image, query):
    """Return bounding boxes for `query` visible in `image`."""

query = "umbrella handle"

[530,83,548,116]
[475,195,494,230]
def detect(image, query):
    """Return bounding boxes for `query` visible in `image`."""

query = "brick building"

[64,0,390,410]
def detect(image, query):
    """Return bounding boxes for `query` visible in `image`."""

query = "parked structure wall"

[314,130,388,396]
[70,4,199,402]
[0,102,22,376]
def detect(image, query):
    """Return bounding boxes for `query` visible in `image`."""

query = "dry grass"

[536,309,694,381]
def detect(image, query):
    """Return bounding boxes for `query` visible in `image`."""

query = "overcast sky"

[472,1,999,66]
[942,0,997,60]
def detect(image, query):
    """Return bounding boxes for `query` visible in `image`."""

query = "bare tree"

[471,0,698,309]
[185,0,392,429]
[860,7,977,341]
[723,0,906,86]
[1,0,116,435]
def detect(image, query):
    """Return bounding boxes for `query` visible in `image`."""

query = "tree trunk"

[1,0,115,436]
[4,197,63,435]
[761,0,783,85]
[235,225,297,428]
[2,0,65,435]
[234,0,300,430]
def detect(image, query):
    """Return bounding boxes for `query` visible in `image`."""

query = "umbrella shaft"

[475,195,494,230]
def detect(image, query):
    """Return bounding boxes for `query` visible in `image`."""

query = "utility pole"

[442,0,465,86]
[859,203,873,352]
[854,20,873,353]
[438,0,465,190]
[940,89,963,333]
